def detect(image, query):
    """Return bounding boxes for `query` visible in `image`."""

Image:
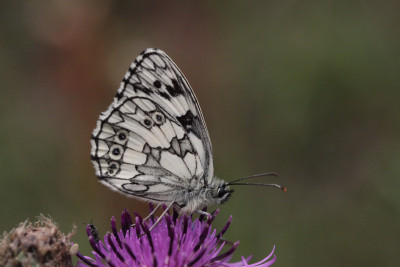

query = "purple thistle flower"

[76,206,276,267]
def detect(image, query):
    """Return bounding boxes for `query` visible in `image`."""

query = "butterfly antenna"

[228,182,286,192]
[226,172,279,184]
[227,172,286,192]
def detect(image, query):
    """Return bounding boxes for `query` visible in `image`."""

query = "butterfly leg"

[148,201,175,232]
[143,203,162,221]
[130,203,163,227]
[196,209,212,217]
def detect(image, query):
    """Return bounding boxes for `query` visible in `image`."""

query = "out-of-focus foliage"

[1,1,399,266]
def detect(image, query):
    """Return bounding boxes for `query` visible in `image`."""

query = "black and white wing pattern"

[91,48,214,205]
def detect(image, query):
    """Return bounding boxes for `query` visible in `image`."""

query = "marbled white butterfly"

[91,48,285,224]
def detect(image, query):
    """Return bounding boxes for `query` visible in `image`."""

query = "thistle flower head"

[77,206,276,267]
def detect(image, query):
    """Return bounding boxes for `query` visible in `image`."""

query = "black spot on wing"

[153,80,162,88]
[159,91,170,100]
[177,110,194,130]
[177,110,202,138]
[166,79,184,96]
[133,83,152,95]
[116,91,123,100]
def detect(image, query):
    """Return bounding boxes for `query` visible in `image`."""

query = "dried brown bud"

[0,215,76,267]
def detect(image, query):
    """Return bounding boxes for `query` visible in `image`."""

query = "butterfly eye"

[217,187,226,198]
[109,144,124,160]
[142,117,154,129]
[107,161,120,176]
[152,112,165,125]
[115,129,128,144]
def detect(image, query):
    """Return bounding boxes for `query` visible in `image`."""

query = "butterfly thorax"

[177,177,233,214]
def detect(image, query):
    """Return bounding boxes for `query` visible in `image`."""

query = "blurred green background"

[1,1,400,266]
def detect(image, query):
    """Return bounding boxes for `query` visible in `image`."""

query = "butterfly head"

[215,184,234,204]
[207,178,234,205]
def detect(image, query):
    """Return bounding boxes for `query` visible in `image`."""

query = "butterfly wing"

[116,48,214,181]
[91,49,214,203]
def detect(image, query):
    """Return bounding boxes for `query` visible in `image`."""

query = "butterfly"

[91,48,285,226]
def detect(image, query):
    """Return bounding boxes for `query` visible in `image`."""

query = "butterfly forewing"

[91,49,214,204]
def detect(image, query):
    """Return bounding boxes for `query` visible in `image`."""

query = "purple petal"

[76,251,97,267]
[107,233,125,263]
[110,216,122,248]
[182,215,189,236]
[88,236,105,259]
[211,241,239,263]
[217,215,232,239]
[121,208,133,235]
[188,246,207,267]
[141,221,154,253]
[134,216,141,238]
[122,240,137,262]
[194,224,209,252]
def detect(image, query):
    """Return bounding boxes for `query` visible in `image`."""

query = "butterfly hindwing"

[91,95,206,203]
